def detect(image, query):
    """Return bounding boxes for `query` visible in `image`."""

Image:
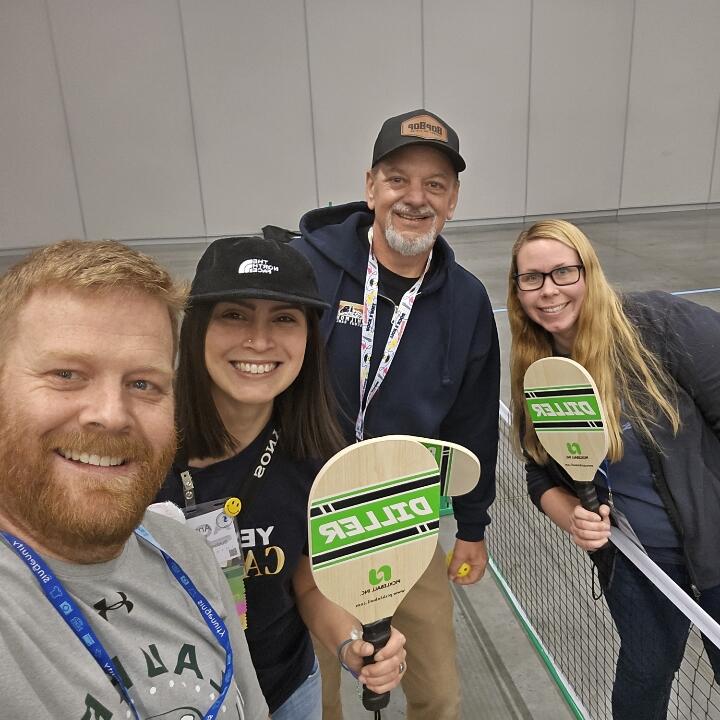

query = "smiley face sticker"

[224,497,242,517]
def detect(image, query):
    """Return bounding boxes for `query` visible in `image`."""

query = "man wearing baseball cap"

[293,109,500,719]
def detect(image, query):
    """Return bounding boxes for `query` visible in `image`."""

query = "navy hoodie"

[293,202,500,541]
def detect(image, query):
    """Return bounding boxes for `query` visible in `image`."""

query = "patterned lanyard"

[355,227,432,441]
[0,527,234,720]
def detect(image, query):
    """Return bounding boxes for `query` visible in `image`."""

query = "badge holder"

[184,497,248,628]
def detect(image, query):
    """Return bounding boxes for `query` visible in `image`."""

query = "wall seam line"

[617,0,637,211]
[43,0,87,239]
[523,0,534,217]
[177,0,208,238]
[304,0,321,210]
[706,90,720,205]
[421,0,426,107]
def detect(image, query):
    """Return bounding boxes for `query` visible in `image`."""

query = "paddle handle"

[361,617,392,712]
[575,481,600,514]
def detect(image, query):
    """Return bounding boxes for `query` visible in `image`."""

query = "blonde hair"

[0,239,187,358]
[507,219,679,464]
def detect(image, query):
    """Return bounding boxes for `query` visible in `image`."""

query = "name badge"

[184,498,248,628]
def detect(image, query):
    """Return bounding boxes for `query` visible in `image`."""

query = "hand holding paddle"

[569,503,612,550]
[339,629,407,693]
[308,436,442,713]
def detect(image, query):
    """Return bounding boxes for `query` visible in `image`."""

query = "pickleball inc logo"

[369,565,392,585]
[566,442,582,454]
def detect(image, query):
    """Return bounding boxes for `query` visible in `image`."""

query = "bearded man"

[293,109,500,719]
[0,240,268,720]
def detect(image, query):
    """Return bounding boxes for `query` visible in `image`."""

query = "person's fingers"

[358,646,407,691]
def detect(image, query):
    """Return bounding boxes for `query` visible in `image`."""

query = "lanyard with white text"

[355,227,432,441]
[180,425,279,508]
[0,527,233,720]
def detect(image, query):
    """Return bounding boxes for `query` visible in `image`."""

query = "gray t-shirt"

[0,511,268,720]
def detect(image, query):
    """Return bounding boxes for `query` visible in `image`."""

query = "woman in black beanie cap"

[157,236,406,718]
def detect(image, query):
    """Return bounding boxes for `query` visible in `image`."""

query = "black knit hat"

[372,109,465,173]
[189,236,329,311]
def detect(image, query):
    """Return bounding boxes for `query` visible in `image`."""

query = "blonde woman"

[507,219,720,720]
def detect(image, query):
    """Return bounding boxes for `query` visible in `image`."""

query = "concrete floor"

[2,209,718,719]
[334,517,576,720]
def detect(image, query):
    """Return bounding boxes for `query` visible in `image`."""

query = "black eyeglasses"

[514,264,584,291]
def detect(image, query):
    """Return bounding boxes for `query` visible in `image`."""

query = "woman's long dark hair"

[175,301,345,464]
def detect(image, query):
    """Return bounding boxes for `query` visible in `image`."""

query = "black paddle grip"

[575,481,600,514]
[361,617,392,712]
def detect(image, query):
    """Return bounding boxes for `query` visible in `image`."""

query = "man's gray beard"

[384,212,438,257]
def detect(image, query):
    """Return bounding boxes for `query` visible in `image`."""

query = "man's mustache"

[41,430,152,465]
[391,202,436,219]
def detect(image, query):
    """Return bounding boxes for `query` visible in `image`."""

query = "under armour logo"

[93,592,134,621]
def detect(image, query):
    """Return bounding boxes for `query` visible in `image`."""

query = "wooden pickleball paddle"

[523,357,609,512]
[408,436,480,497]
[308,436,441,713]
[389,436,481,578]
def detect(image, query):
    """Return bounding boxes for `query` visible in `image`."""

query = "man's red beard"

[0,410,176,554]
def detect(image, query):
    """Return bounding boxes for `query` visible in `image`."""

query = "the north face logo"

[238,258,279,274]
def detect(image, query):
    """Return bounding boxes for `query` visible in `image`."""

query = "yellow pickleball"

[445,551,471,578]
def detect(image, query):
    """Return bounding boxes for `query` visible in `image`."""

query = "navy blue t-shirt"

[156,428,319,713]
[594,419,683,563]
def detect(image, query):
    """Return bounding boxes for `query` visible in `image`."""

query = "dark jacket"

[293,202,500,541]
[526,291,720,590]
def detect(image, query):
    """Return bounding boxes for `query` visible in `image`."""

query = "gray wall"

[2,0,719,249]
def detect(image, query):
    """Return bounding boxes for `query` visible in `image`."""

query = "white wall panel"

[4,2,720,252]
[181,0,316,235]
[526,0,633,215]
[47,0,203,239]
[306,0,423,207]
[0,1,83,249]
[621,0,720,208]
[424,0,531,220]
[710,100,720,203]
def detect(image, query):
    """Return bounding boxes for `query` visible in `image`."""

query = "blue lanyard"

[597,458,614,508]
[1,526,234,720]
[597,459,611,489]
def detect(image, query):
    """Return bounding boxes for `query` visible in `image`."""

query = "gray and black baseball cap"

[372,109,465,173]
